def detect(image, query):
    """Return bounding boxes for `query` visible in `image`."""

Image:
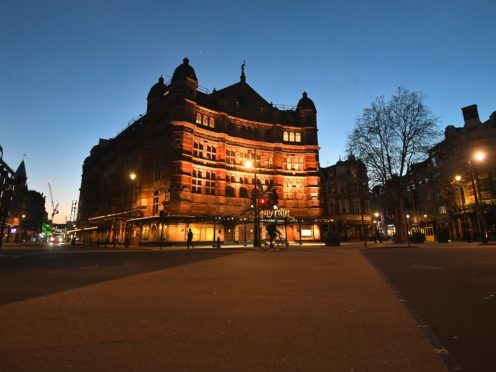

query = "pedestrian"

[187,228,194,249]
[216,236,221,249]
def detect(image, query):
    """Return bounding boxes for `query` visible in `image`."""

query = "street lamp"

[125,172,138,247]
[468,151,488,243]
[406,214,411,247]
[453,175,470,241]
[245,151,260,248]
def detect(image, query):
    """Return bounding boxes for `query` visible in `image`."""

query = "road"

[363,243,496,372]
[0,243,445,371]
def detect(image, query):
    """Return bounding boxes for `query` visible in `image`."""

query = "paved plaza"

[0,242,449,371]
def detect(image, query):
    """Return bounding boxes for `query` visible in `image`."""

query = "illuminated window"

[209,117,215,128]
[203,116,209,126]
[192,169,202,194]
[152,191,159,214]
[283,131,289,141]
[226,149,235,164]
[205,171,216,195]
[142,225,150,240]
[289,132,295,142]
[206,145,216,161]
[196,113,202,124]
[193,142,204,158]
[295,133,301,142]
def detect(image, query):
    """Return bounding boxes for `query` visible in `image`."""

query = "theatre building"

[77,58,322,245]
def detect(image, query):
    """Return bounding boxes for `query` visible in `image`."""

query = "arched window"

[203,115,209,126]
[283,131,289,141]
[239,187,249,198]
[196,113,202,124]
[209,117,215,128]
[225,186,235,197]
[152,190,159,214]
[289,132,295,142]
[295,133,301,142]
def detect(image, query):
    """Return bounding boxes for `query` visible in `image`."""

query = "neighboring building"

[0,149,45,244]
[404,105,496,241]
[320,155,371,241]
[77,58,322,245]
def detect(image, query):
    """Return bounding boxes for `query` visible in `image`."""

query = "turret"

[296,92,318,145]
[170,58,198,101]
[146,76,168,112]
[296,92,317,126]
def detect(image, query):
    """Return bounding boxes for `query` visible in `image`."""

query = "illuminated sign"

[301,229,312,237]
[10,228,17,234]
[260,208,290,219]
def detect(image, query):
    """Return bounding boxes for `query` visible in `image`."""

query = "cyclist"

[266,223,282,248]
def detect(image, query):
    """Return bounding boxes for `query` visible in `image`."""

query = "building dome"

[147,76,167,101]
[296,92,316,112]
[171,58,197,83]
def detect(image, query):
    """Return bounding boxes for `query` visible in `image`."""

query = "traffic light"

[258,196,267,207]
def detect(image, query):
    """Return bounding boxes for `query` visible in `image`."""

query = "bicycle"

[260,237,289,251]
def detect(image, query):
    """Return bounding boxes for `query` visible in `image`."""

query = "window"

[225,186,235,197]
[283,132,289,141]
[289,132,295,142]
[142,225,149,240]
[193,142,203,158]
[209,117,215,128]
[196,113,202,124]
[192,169,202,194]
[352,199,361,213]
[152,191,159,214]
[239,187,249,198]
[295,133,301,142]
[203,116,209,126]
[226,149,235,164]
[206,145,216,161]
[205,171,216,195]
[339,200,349,214]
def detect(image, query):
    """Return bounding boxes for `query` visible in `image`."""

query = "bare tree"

[347,87,440,241]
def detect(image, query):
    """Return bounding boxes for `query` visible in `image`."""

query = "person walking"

[187,228,194,249]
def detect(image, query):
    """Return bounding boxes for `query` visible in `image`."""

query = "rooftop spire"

[240,60,246,83]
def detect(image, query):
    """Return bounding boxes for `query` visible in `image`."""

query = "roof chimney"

[461,104,481,128]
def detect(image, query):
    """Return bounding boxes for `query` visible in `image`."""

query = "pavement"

[1,240,486,371]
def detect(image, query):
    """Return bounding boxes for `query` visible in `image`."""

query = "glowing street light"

[126,172,138,247]
[468,150,488,243]
[453,174,470,241]
[244,153,260,248]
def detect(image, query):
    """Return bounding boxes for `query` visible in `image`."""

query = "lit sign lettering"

[260,208,290,219]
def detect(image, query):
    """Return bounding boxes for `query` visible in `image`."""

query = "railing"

[272,103,296,111]
[114,114,145,138]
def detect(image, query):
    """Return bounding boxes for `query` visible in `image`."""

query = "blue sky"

[1,0,494,223]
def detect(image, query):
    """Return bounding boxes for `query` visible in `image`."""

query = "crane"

[48,182,59,223]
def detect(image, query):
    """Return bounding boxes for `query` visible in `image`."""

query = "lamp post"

[359,182,367,248]
[406,214,411,247]
[454,175,471,241]
[125,172,137,248]
[245,150,260,248]
[243,218,247,246]
[468,150,487,243]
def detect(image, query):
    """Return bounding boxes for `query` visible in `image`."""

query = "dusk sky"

[1,0,494,223]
